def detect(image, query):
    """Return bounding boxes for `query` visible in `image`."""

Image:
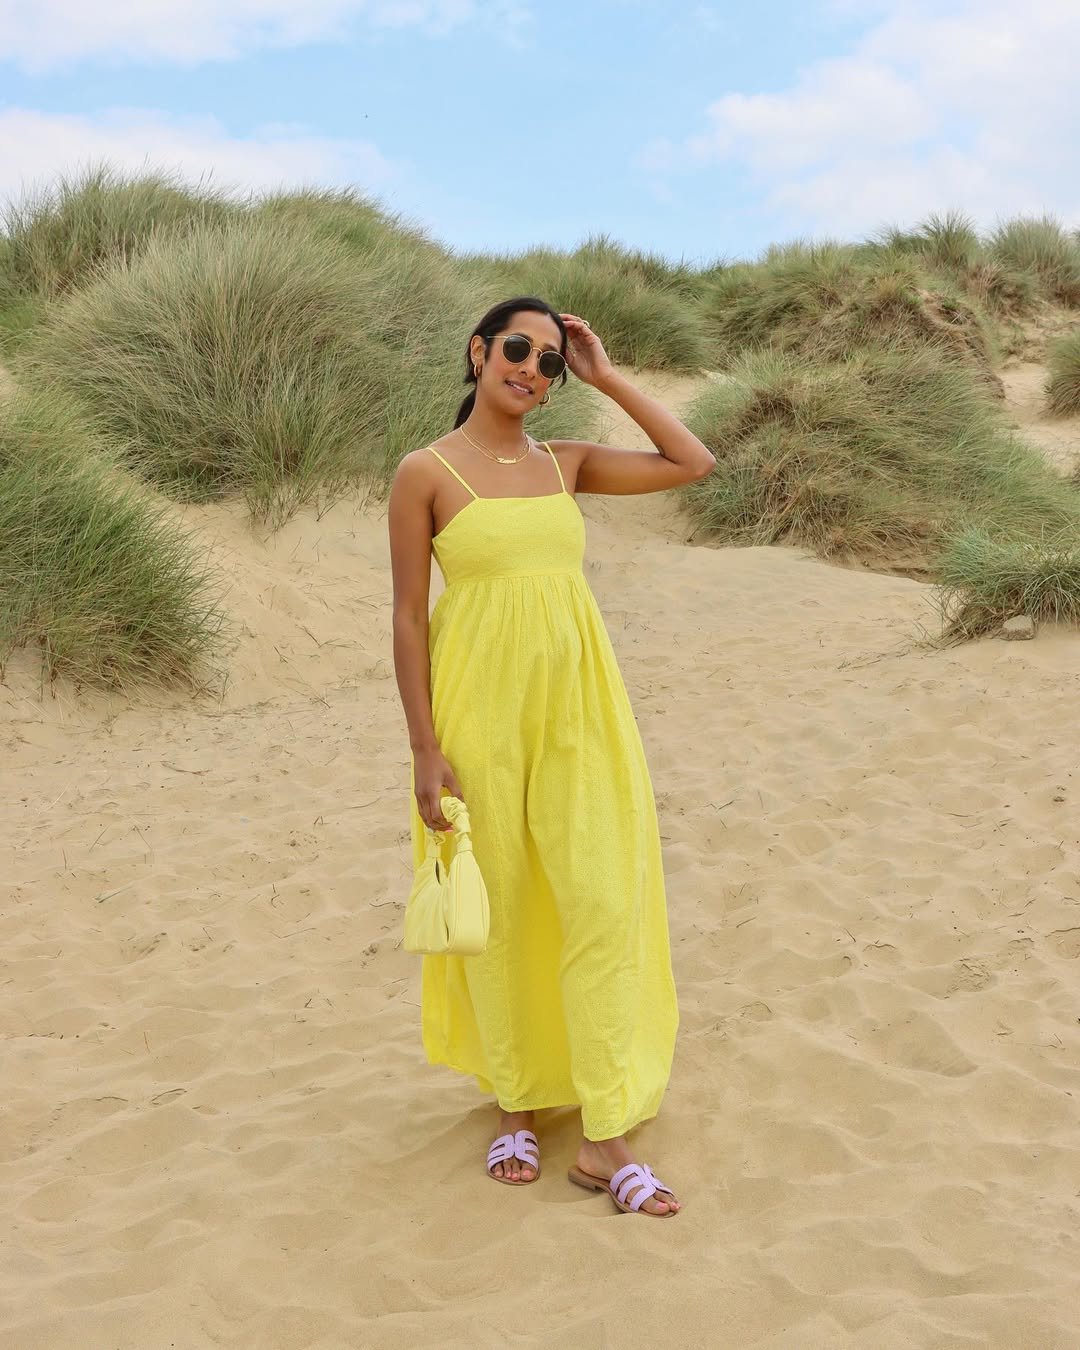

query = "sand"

[4,366,1080,1348]
[1000,360,1080,478]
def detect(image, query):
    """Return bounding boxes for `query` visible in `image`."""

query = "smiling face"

[471,310,564,416]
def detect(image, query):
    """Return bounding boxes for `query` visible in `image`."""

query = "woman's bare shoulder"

[397,438,445,480]
[540,437,588,470]
[398,433,460,474]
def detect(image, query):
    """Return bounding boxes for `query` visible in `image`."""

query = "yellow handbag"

[404,793,490,956]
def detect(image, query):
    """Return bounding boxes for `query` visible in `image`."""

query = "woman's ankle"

[498,1106,534,1126]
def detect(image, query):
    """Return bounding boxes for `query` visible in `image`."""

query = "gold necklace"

[459,423,531,464]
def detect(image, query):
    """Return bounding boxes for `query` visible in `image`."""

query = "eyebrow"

[510,331,560,352]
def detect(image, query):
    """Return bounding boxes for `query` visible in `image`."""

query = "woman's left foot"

[574,1138,681,1215]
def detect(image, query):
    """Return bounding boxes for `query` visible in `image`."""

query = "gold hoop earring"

[539,392,550,407]
[473,364,481,378]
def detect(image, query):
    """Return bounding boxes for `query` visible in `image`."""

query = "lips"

[505,380,533,396]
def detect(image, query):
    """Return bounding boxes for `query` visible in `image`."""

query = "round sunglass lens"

[502,335,531,362]
[538,352,565,379]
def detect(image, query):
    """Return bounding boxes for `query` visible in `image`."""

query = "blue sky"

[1,1,1077,264]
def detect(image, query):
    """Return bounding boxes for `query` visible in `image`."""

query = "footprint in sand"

[1046,928,1080,959]
[865,1010,977,1077]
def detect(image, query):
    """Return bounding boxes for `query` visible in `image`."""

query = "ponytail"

[454,389,476,429]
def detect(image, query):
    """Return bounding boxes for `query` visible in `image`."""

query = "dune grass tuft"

[911,210,982,271]
[567,234,717,299]
[864,211,1072,317]
[958,258,1038,318]
[700,243,999,388]
[2,164,236,299]
[990,216,1080,307]
[20,217,389,522]
[875,211,982,272]
[1044,329,1080,416]
[0,388,223,687]
[258,186,438,257]
[934,526,1080,640]
[680,345,1078,569]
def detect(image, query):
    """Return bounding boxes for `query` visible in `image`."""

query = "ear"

[469,335,487,371]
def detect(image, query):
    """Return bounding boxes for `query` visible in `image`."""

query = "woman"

[388,296,714,1217]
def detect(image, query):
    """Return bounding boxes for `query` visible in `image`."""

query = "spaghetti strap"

[428,447,479,500]
[542,441,567,494]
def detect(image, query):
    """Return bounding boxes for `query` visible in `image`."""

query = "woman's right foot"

[488,1109,538,1182]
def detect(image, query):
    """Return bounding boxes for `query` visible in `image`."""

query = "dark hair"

[453,296,569,428]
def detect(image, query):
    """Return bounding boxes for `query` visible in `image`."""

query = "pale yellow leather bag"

[404,794,490,956]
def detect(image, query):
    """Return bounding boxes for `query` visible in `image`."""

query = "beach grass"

[0,239,44,356]
[1,164,236,299]
[989,216,1080,308]
[1045,329,1080,416]
[566,233,718,299]
[863,213,1063,318]
[680,345,1078,569]
[934,526,1080,640]
[699,242,1001,390]
[0,292,44,357]
[0,388,223,687]
[258,185,439,258]
[20,217,390,522]
[882,210,982,272]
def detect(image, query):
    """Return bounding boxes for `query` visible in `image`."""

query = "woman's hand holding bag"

[404,793,490,956]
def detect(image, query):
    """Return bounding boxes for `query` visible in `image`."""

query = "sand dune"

[1000,360,1080,477]
[4,369,1080,1347]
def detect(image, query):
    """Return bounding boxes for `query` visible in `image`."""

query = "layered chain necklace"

[459,423,532,465]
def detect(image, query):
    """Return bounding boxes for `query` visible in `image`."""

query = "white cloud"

[0,0,531,69]
[639,0,1080,241]
[0,108,405,212]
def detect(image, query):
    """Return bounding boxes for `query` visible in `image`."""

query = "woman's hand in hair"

[560,314,617,391]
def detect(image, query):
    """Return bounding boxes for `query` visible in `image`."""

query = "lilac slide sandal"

[486,1128,541,1184]
[567,1161,679,1216]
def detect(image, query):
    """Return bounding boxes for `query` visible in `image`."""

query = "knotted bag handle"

[425,793,475,866]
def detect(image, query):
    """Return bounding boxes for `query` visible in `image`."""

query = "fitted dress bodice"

[430,470,585,587]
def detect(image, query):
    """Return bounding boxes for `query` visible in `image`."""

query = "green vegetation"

[699,243,999,387]
[989,216,1080,307]
[0,389,223,687]
[876,210,982,272]
[0,292,44,358]
[860,211,1078,317]
[24,216,404,522]
[258,185,438,257]
[1,165,235,298]
[1045,329,1080,415]
[2,166,1080,684]
[935,528,1080,640]
[680,346,1078,569]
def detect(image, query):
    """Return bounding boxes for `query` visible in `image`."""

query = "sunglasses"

[499,333,567,380]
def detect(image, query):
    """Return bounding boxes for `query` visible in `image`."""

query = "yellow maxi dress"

[408,441,679,1141]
